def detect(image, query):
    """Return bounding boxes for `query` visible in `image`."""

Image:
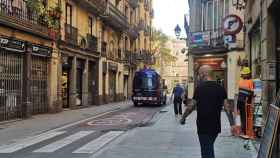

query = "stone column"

[48,48,62,113]
[69,56,77,108]
[22,44,32,118]
[82,59,89,106]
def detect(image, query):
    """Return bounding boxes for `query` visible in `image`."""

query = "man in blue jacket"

[171,83,184,118]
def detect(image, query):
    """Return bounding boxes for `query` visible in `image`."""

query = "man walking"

[180,66,232,158]
[171,83,184,118]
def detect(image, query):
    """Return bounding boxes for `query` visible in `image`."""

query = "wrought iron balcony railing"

[86,34,98,52]
[188,28,227,53]
[0,0,49,38]
[144,25,151,36]
[137,19,145,31]
[128,24,139,39]
[103,2,129,31]
[65,24,78,46]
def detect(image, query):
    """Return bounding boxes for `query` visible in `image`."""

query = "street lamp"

[174,24,181,39]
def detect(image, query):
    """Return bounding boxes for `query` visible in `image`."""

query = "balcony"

[188,28,227,55]
[144,0,149,11]
[144,25,151,36]
[130,52,138,65]
[127,24,139,39]
[137,19,145,31]
[123,50,131,63]
[75,0,107,16]
[103,2,129,31]
[128,0,139,9]
[86,34,98,52]
[65,24,78,46]
[0,1,49,39]
[101,41,107,57]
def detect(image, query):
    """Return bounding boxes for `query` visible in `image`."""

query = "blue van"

[132,68,167,106]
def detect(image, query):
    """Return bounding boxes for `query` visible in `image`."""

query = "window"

[125,6,128,20]
[88,16,94,35]
[66,3,72,25]
[130,11,133,24]
[206,1,213,30]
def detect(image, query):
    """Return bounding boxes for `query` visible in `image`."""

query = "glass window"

[206,1,213,30]
[66,3,72,25]
[88,16,93,35]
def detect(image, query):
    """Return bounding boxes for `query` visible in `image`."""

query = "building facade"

[0,0,154,121]
[186,0,245,104]
[243,0,280,156]
[161,39,188,93]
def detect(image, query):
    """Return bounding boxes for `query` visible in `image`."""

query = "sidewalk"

[94,105,257,158]
[0,100,132,145]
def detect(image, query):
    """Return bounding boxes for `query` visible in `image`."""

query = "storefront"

[108,62,117,102]
[194,56,227,89]
[123,66,129,100]
[0,37,51,121]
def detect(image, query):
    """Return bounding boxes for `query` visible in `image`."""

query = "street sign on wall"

[189,31,210,48]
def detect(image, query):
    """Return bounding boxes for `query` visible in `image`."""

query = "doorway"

[62,57,71,108]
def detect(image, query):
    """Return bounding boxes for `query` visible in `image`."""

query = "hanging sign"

[222,15,243,35]
[189,31,210,48]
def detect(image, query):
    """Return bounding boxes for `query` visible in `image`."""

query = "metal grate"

[0,49,23,121]
[30,55,49,114]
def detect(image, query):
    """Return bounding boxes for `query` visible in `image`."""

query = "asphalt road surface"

[0,105,164,158]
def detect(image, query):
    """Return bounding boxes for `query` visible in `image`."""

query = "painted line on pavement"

[46,108,124,133]
[0,131,65,153]
[73,131,124,154]
[33,131,95,153]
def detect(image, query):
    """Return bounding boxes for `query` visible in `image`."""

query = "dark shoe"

[180,118,185,125]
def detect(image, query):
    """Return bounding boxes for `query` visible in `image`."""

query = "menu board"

[257,104,280,158]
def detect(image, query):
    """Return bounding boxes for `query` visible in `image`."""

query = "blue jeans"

[198,134,218,158]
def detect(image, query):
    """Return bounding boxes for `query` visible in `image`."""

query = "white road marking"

[0,131,65,153]
[33,131,95,153]
[73,131,124,154]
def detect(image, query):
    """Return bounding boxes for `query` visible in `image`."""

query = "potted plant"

[48,5,62,19]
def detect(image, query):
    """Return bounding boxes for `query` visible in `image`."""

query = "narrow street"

[0,102,256,158]
[0,102,163,158]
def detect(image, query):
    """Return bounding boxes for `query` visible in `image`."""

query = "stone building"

[186,0,245,104]
[0,0,154,121]
[242,0,280,156]
[161,39,188,93]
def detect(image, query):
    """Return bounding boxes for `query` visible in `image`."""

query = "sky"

[153,0,189,38]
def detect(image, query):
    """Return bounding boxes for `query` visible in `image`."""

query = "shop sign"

[0,37,25,52]
[32,45,52,57]
[189,31,210,48]
[222,14,243,35]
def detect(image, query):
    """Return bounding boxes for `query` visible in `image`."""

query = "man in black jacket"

[180,66,232,158]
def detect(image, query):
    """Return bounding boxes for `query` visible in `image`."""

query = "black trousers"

[198,134,218,158]
[173,97,182,115]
